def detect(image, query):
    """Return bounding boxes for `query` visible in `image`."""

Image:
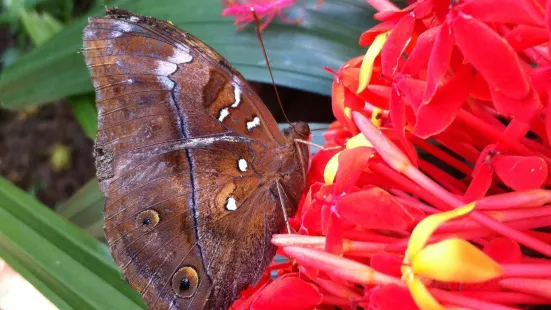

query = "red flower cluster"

[226,0,551,309]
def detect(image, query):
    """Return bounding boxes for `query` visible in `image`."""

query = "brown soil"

[0,103,96,207]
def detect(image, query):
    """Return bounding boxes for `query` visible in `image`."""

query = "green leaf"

[69,95,97,140]
[19,9,63,46]
[0,176,146,309]
[57,178,105,240]
[0,0,375,109]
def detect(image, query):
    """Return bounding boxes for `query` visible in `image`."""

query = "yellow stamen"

[406,202,476,261]
[357,31,390,94]
[323,151,342,184]
[346,133,373,149]
[412,238,503,283]
[371,107,383,127]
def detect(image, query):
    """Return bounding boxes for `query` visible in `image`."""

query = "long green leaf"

[0,176,146,310]
[69,95,98,140]
[0,0,375,109]
[19,9,63,46]
[57,178,105,240]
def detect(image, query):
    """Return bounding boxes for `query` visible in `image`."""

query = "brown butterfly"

[82,7,310,310]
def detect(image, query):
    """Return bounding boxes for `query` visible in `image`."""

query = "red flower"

[226,0,551,308]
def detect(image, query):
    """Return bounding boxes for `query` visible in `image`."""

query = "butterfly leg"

[276,179,293,234]
[295,138,341,152]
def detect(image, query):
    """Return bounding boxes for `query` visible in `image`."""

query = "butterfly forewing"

[83,8,309,310]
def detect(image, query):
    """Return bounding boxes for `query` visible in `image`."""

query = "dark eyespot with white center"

[238,158,248,172]
[172,266,199,298]
[246,116,261,131]
[225,197,237,211]
[136,209,160,232]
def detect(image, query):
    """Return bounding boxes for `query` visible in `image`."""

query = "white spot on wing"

[246,117,261,131]
[129,16,140,22]
[110,31,123,38]
[238,159,248,172]
[156,77,175,89]
[114,21,132,32]
[154,60,178,75]
[218,108,230,122]
[231,82,241,108]
[225,197,237,211]
[166,48,193,64]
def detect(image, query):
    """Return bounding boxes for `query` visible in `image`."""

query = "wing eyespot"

[136,209,160,232]
[172,266,199,298]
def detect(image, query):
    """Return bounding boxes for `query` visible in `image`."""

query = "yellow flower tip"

[370,107,383,127]
[357,31,390,94]
[344,107,352,119]
[346,133,373,149]
[323,151,342,184]
[407,274,445,310]
[406,202,476,259]
[412,238,503,283]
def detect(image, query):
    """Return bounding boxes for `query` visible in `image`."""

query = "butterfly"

[82,7,310,310]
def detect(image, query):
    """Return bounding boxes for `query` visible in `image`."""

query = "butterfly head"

[285,121,311,141]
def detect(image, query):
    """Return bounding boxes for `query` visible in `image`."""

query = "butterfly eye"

[136,209,160,232]
[172,266,199,298]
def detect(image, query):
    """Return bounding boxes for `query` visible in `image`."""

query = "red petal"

[335,147,373,194]
[464,145,495,201]
[301,187,325,234]
[390,87,418,164]
[300,182,323,219]
[483,237,522,264]
[308,149,341,185]
[359,21,398,47]
[470,72,492,101]
[547,0,551,48]
[402,26,439,76]
[547,96,551,146]
[325,211,344,255]
[332,80,347,127]
[250,276,322,310]
[414,65,473,138]
[459,0,545,26]
[374,3,417,22]
[396,76,426,112]
[452,12,531,100]
[423,23,455,103]
[492,154,548,190]
[369,285,419,310]
[370,253,403,277]
[336,187,415,230]
[490,87,541,121]
[341,68,391,109]
[344,88,364,135]
[505,25,549,51]
[413,0,437,20]
[365,84,392,110]
[381,14,416,77]
[531,66,551,95]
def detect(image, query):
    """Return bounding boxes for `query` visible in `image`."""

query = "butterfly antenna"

[250,7,292,127]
